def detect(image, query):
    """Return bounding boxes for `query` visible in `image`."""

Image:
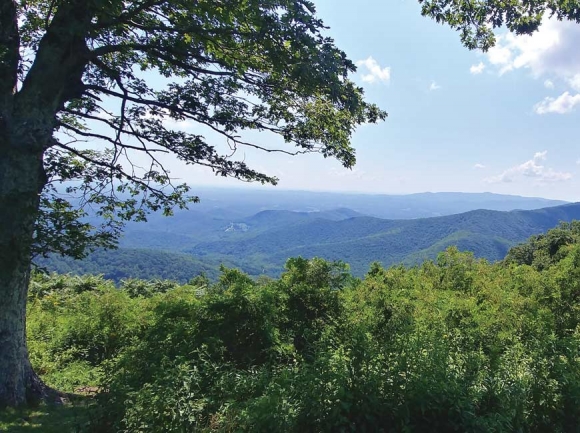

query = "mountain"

[120,188,567,224]
[189,202,580,276]
[118,206,366,250]
[117,190,567,251]
[41,202,580,282]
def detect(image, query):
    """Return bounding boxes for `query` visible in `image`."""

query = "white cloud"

[478,19,580,112]
[577,158,580,165]
[534,91,580,114]
[470,62,486,75]
[429,81,441,91]
[485,19,580,77]
[534,150,548,160]
[569,74,580,91]
[473,163,486,169]
[356,57,391,84]
[485,151,572,184]
[487,41,513,72]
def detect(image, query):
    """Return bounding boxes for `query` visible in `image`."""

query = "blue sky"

[93,0,580,201]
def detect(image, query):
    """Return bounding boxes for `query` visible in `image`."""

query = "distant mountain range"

[188,202,580,276]
[39,191,580,282]
[131,187,568,220]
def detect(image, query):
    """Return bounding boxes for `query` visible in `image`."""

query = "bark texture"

[0,135,47,407]
[0,0,92,406]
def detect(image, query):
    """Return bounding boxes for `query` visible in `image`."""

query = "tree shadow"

[0,395,103,432]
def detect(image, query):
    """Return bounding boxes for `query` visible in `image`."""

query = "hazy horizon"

[130,0,580,203]
[182,184,573,203]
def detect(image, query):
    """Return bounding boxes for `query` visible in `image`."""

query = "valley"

[38,191,580,281]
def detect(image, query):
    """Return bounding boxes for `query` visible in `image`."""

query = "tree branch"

[54,141,174,197]
[93,0,164,29]
[14,0,93,124]
[58,121,168,154]
[91,42,265,85]
[81,83,318,158]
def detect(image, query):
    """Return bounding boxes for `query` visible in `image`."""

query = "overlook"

[1,0,580,431]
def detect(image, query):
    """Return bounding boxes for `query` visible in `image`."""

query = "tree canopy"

[419,0,580,50]
[5,0,386,259]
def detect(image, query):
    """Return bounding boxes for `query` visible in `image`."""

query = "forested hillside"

[39,202,580,281]
[36,249,227,282]
[7,221,580,431]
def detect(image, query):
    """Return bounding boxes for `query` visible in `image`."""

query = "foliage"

[505,221,580,271]
[21,224,580,431]
[27,273,146,391]
[419,0,580,50]
[3,0,386,258]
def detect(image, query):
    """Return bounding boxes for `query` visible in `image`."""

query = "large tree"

[0,0,385,407]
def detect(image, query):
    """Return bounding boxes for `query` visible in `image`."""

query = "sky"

[90,0,580,201]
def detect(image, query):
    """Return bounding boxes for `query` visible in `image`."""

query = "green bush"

[27,273,147,391]
[25,227,580,431]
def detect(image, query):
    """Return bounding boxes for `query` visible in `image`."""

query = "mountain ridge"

[40,196,580,282]
[190,202,580,275]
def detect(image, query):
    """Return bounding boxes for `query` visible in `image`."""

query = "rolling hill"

[116,191,568,252]
[35,249,260,283]
[40,201,580,281]
[189,202,580,275]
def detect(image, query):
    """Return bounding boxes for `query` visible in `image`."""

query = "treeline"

[35,248,285,284]
[27,222,580,431]
[34,249,241,283]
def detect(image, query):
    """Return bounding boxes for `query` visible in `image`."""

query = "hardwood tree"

[0,0,386,407]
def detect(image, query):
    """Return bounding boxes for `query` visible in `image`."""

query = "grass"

[0,396,98,432]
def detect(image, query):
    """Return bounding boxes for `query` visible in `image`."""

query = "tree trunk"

[0,132,47,408]
[0,0,95,409]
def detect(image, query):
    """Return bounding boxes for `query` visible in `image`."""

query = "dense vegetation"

[39,202,580,281]
[36,249,240,283]
[10,221,580,431]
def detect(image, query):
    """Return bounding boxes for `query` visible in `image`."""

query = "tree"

[418,0,580,50]
[0,0,385,407]
[505,222,580,270]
